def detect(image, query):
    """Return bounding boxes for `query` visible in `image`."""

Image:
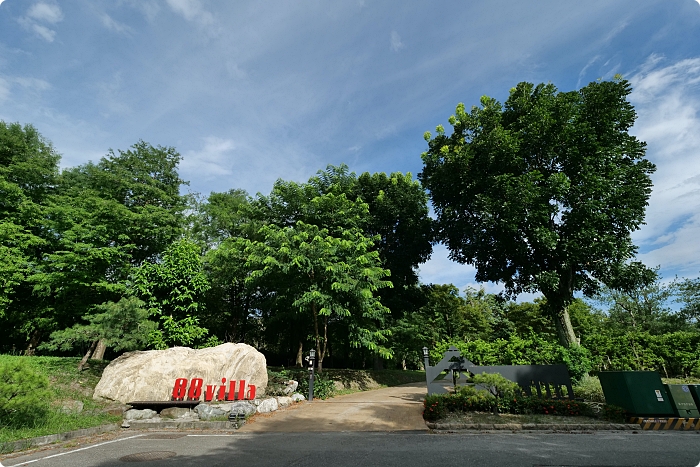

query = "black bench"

[127,400,201,412]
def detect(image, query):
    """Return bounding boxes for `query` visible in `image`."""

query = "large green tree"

[0,122,60,353]
[420,78,655,347]
[246,201,393,371]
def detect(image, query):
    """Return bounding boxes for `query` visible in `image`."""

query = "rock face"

[93,343,267,404]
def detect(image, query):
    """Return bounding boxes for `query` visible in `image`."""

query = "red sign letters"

[172,378,256,401]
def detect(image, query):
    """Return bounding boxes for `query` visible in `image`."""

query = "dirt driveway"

[239,381,428,432]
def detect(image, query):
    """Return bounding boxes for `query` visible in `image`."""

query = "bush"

[511,396,595,417]
[297,373,335,400]
[574,375,605,403]
[601,404,627,422]
[0,360,51,428]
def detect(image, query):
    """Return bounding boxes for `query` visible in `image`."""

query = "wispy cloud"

[390,30,404,52]
[629,56,700,276]
[27,2,63,23]
[100,13,133,34]
[19,2,63,42]
[166,0,215,27]
[180,136,236,180]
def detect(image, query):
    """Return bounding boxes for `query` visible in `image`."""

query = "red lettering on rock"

[204,385,215,402]
[246,384,256,400]
[217,378,227,401]
[227,380,236,401]
[188,378,203,400]
[237,380,246,400]
[172,378,188,400]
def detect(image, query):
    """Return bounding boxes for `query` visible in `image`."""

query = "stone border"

[426,421,640,431]
[0,423,120,455]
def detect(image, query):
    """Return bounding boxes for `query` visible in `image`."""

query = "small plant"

[470,373,521,414]
[297,374,336,400]
[573,375,605,403]
[0,360,51,428]
[600,404,627,423]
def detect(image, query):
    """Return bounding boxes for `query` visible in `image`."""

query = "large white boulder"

[93,343,267,403]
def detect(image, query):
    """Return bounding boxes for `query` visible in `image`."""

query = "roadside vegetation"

[0,356,120,449]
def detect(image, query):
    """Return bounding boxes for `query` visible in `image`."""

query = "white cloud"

[180,136,236,180]
[390,30,404,52]
[629,56,700,276]
[19,2,63,42]
[100,13,133,34]
[166,0,214,27]
[27,2,63,23]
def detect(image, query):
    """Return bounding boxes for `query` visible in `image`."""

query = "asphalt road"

[3,430,700,467]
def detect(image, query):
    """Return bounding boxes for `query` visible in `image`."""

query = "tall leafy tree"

[246,197,393,371]
[26,141,187,355]
[0,122,60,352]
[420,78,655,347]
[134,238,215,349]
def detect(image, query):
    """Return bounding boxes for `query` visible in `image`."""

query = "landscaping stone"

[124,408,157,421]
[283,380,298,394]
[160,407,193,419]
[256,398,279,414]
[227,401,257,417]
[277,396,293,408]
[195,403,227,421]
[93,343,268,403]
[291,393,305,402]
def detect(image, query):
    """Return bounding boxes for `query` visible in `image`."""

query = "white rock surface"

[283,380,298,394]
[291,393,306,402]
[93,343,267,403]
[124,408,157,420]
[276,396,293,407]
[256,398,279,414]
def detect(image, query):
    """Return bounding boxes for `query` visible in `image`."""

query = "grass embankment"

[0,355,121,449]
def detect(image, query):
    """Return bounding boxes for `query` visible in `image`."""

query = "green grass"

[0,355,121,448]
[437,411,610,425]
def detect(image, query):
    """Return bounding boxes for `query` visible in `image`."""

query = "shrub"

[601,404,627,422]
[574,375,605,403]
[297,373,335,400]
[471,373,522,414]
[511,396,595,417]
[0,359,51,428]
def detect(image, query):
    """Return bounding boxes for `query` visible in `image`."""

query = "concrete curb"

[425,421,640,431]
[124,420,240,430]
[0,424,120,454]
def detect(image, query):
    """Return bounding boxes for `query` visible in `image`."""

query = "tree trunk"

[78,340,98,371]
[552,306,578,348]
[24,331,41,356]
[296,341,303,367]
[91,339,107,360]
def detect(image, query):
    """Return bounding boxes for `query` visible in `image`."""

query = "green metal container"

[598,371,674,417]
[688,384,700,409]
[665,384,700,417]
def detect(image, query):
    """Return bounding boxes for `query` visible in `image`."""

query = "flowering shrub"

[601,404,627,422]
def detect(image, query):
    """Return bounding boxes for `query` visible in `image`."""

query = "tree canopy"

[420,78,656,347]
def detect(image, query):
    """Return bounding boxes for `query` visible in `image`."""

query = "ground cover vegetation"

[0,355,120,448]
[1,79,699,383]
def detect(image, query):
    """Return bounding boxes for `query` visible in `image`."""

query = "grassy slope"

[0,355,121,447]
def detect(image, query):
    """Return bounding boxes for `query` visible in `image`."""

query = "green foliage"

[0,360,51,428]
[39,297,155,354]
[573,375,605,403]
[297,374,336,400]
[134,238,213,349]
[423,387,595,421]
[601,404,627,423]
[420,79,655,347]
[246,211,393,368]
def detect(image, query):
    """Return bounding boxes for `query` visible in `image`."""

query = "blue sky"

[1,0,700,296]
